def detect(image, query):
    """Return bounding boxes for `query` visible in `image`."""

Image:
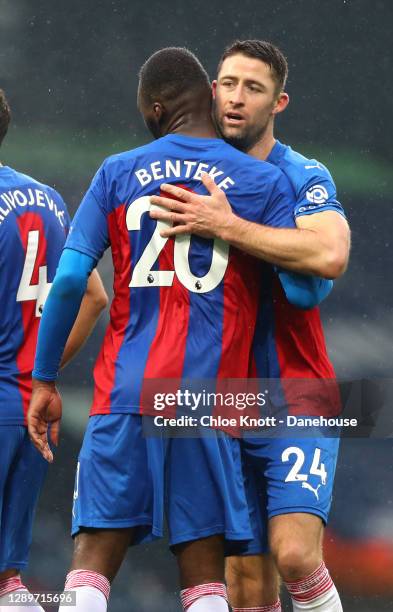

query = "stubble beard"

[213,103,269,154]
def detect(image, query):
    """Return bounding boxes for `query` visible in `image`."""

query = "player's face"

[213,54,286,152]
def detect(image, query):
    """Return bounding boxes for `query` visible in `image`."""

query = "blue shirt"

[267,140,345,218]
[65,133,297,415]
[0,166,70,424]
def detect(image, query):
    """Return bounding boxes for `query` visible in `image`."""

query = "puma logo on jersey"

[301,482,321,500]
[305,164,323,170]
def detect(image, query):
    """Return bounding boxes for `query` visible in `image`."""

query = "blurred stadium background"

[1,0,392,610]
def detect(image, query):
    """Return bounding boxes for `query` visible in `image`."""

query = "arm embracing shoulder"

[295,210,350,278]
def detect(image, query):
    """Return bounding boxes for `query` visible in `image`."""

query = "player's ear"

[272,92,289,116]
[143,102,165,139]
[153,102,164,121]
[212,80,217,99]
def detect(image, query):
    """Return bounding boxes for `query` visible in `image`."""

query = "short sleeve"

[294,165,346,218]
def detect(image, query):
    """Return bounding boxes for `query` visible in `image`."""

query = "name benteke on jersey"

[0,187,66,228]
[135,159,235,191]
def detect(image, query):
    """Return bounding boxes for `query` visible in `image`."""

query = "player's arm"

[28,162,111,462]
[60,268,108,368]
[210,208,348,279]
[294,209,350,276]
[151,173,332,307]
[28,249,97,462]
[150,173,350,279]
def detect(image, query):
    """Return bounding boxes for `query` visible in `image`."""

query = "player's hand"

[27,379,62,463]
[149,172,236,240]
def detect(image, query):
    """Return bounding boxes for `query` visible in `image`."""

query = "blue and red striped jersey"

[251,141,345,416]
[0,166,70,425]
[66,134,296,415]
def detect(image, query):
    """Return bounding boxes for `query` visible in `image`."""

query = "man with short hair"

[0,89,107,612]
[27,47,329,612]
[150,40,349,612]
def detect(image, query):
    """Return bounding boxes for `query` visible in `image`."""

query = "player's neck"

[166,112,217,139]
[247,127,276,161]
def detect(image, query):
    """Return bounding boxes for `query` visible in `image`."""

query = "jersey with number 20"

[66,134,296,415]
[0,166,70,425]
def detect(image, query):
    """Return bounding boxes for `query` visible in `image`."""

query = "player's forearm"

[60,269,108,369]
[220,215,338,278]
[33,250,96,381]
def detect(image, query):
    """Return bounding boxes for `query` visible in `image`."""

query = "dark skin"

[137,84,217,141]
[70,528,136,583]
[174,535,226,589]
[28,84,228,592]
[69,530,225,588]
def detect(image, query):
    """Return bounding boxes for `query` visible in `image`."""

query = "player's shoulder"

[271,141,335,188]
[219,141,284,182]
[0,165,66,205]
[94,141,161,186]
[0,165,43,190]
[271,142,345,217]
[101,140,161,169]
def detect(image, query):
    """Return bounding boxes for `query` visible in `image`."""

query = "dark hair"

[0,89,11,146]
[138,47,210,105]
[218,40,288,93]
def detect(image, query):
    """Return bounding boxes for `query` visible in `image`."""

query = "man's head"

[0,89,11,147]
[138,47,211,138]
[213,40,289,153]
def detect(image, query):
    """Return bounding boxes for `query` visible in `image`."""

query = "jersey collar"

[266,140,287,165]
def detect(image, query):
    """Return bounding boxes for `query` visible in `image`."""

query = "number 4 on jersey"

[16,230,52,318]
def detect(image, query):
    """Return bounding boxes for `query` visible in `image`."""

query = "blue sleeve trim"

[32,249,96,381]
[295,204,347,219]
